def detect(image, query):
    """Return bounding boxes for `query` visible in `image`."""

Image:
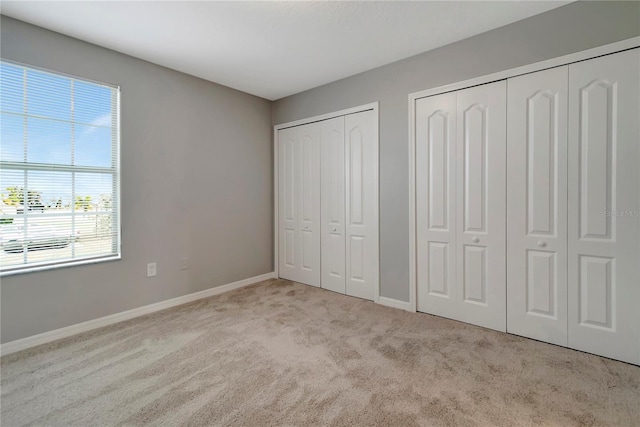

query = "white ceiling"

[2,1,570,100]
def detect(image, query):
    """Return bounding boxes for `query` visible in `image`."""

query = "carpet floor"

[1,278,639,426]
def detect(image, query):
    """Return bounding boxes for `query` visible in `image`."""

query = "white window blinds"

[0,61,120,274]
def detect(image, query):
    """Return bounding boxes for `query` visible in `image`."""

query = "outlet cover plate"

[147,262,157,277]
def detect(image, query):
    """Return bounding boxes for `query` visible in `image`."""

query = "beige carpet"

[1,279,639,426]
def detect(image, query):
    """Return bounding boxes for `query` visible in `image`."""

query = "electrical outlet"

[179,258,189,270]
[147,262,157,277]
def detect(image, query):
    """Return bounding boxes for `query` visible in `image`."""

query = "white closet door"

[278,123,321,286]
[507,66,569,346]
[567,49,640,364]
[297,123,322,286]
[321,116,346,294]
[455,81,507,332]
[278,126,299,281]
[345,110,379,301]
[416,92,458,315]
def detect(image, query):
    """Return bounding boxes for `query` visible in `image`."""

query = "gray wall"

[1,16,273,343]
[272,1,640,302]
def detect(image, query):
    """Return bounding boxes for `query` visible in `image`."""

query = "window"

[0,61,120,275]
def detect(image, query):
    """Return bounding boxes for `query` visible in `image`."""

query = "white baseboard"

[1,272,277,357]
[378,296,414,312]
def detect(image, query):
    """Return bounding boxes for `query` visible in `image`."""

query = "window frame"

[0,59,122,276]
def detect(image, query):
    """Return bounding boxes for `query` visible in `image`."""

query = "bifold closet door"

[507,66,569,346]
[416,92,458,317]
[278,123,321,286]
[320,117,346,294]
[567,49,640,364]
[455,82,507,331]
[416,81,507,332]
[345,110,379,301]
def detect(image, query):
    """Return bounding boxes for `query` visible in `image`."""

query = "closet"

[277,108,379,301]
[414,48,640,364]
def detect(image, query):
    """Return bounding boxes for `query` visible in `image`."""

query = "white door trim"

[409,37,640,314]
[275,102,379,131]
[274,102,380,303]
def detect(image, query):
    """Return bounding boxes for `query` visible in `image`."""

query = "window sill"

[0,254,122,277]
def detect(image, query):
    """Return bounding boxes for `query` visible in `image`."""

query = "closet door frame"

[409,36,639,313]
[274,102,380,303]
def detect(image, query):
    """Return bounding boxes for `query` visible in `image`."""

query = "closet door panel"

[345,110,378,301]
[278,124,321,286]
[297,123,322,287]
[455,81,507,332]
[278,127,298,281]
[416,92,457,315]
[568,49,640,364]
[321,117,346,294]
[507,66,568,346]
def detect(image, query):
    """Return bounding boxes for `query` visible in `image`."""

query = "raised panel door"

[345,110,378,301]
[278,127,298,281]
[416,92,458,315]
[568,49,640,364]
[297,123,321,286]
[455,81,507,332]
[507,66,569,346]
[278,123,321,286]
[320,117,346,294]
